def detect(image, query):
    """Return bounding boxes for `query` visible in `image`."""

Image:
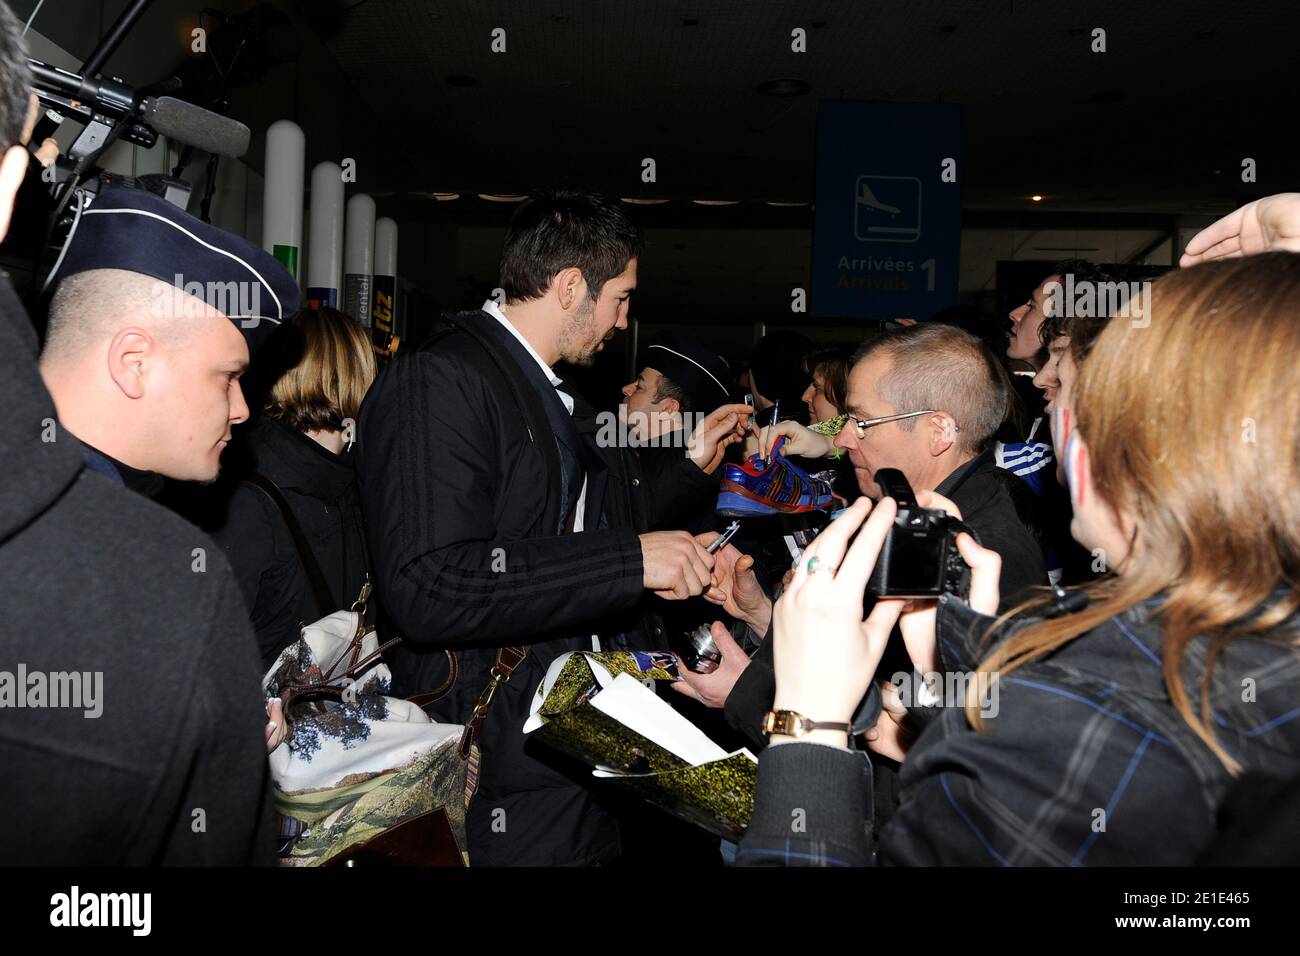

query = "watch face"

[766,710,803,736]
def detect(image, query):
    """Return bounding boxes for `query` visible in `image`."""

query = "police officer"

[0,7,281,864]
[39,187,300,492]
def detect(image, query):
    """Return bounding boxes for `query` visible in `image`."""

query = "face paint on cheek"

[1052,405,1070,448]
[1064,430,1088,508]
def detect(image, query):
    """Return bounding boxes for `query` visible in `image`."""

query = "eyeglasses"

[847,409,954,440]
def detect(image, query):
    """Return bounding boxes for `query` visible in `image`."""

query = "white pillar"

[343,193,376,326]
[261,120,305,281]
[306,161,344,308]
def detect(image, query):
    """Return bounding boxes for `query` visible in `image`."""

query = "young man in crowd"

[356,190,749,865]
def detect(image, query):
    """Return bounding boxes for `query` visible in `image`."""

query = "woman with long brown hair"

[736,253,1300,865]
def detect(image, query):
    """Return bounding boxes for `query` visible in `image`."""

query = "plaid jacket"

[737,594,1300,865]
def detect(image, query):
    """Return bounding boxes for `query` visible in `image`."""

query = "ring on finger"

[806,554,832,575]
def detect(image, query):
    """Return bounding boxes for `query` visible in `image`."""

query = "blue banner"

[812,101,963,321]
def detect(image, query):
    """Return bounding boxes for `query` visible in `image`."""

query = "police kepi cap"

[642,331,734,411]
[51,187,301,349]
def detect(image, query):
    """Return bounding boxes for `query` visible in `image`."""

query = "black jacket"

[737,595,1300,865]
[356,309,671,866]
[210,416,372,669]
[724,447,1049,747]
[0,278,272,865]
[624,439,722,534]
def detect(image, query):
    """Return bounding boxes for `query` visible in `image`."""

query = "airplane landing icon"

[857,182,901,215]
[854,175,922,242]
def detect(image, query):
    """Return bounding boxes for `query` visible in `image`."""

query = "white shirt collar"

[482,299,561,388]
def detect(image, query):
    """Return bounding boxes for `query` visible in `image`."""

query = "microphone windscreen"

[143,97,250,158]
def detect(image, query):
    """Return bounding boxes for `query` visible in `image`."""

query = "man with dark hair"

[1034,260,1119,487]
[621,330,732,441]
[356,189,749,865]
[498,190,647,315]
[0,2,271,864]
[618,330,741,532]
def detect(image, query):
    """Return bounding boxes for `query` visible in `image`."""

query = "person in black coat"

[0,11,272,863]
[210,308,378,670]
[617,329,738,534]
[355,190,750,865]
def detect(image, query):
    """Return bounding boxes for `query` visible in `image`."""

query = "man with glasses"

[674,323,1048,746]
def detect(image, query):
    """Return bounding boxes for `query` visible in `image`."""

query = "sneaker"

[717,436,836,517]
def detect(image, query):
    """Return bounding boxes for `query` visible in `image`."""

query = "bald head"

[42,269,202,365]
[39,268,251,482]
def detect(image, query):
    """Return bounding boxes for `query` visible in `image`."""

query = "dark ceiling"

[18,0,1299,333]
[316,0,1300,212]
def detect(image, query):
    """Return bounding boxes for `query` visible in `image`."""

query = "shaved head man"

[37,187,299,489]
[41,269,251,482]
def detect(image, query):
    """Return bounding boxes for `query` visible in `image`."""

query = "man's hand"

[640,530,716,599]
[1181,193,1300,265]
[697,535,772,634]
[759,420,835,461]
[686,403,753,473]
[670,621,750,708]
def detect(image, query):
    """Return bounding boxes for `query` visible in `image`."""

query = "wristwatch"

[763,709,851,737]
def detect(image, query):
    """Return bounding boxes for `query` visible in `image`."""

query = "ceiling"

[317,0,1300,212]
[20,0,1298,329]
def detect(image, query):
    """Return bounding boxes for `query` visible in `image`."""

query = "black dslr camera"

[865,468,973,600]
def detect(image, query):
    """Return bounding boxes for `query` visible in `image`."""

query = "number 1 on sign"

[922,259,935,292]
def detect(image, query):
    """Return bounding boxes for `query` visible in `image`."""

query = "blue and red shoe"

[716,436,836,517]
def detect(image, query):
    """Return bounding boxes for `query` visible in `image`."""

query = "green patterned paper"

[599,752,757,841]
[528,652,755,840]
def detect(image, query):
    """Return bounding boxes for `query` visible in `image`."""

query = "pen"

[763,400,780,465]
[706,520,741,554]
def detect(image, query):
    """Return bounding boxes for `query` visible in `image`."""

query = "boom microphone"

[140,97,250,158]
[29,59,250,159]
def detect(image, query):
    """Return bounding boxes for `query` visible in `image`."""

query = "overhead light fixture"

[622,198,671,205]
[430,192,459,201]
[692,199,740,206]
[1031,194,1044,202]
[478,194,527,202]
[765,201,809,207]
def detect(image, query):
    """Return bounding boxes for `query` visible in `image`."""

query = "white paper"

[589,673,729,766]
